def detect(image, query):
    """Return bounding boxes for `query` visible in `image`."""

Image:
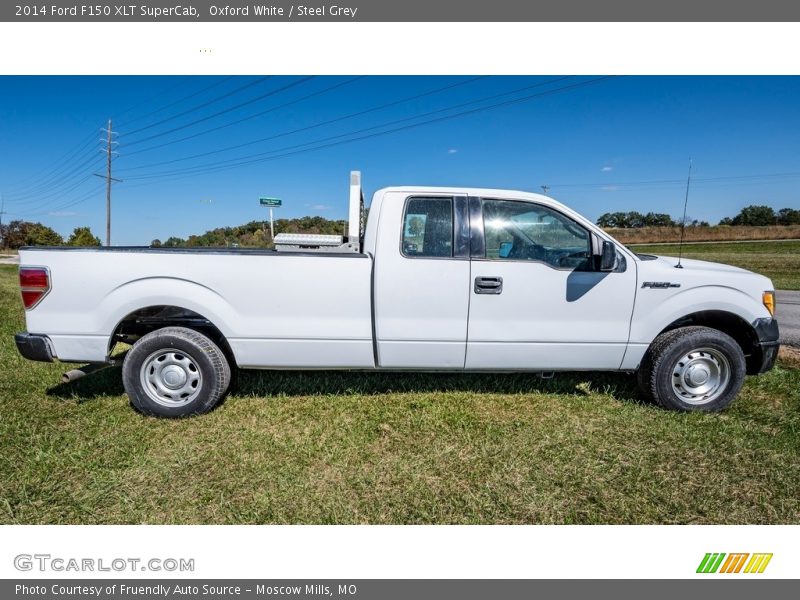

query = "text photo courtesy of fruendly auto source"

[1,75,798,525]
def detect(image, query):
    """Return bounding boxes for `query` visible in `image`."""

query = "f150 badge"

[642,282,681,289]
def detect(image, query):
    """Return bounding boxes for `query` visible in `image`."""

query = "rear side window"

[401,197,454,258]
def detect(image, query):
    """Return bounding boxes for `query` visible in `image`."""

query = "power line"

[123,76,596,182]
[7,174,100,212]
[8,182,104,217]
[113,76,235,126]
[122,76,491,169]
[122,76,366,157]
[120,75,548,175]
[3,154,106,206]
[122,76,273,137]
[121,76,317,148]
[5,79,247,203]
[2,132,100,199]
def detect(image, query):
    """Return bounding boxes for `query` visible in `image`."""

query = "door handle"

[474,276,503,295]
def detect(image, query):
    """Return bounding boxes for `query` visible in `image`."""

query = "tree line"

[151,216,349,248]
[597,204,800,228]
[0,220,101,249]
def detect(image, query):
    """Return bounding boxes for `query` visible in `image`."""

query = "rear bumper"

[14,332,54,363]
[751,317,780,374]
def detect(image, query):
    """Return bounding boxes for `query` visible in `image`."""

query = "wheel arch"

[654,309,764,375]
[109,305,237,368]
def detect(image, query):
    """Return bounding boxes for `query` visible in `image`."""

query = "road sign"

[260,197,281,241]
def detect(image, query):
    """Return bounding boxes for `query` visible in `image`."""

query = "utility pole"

[94,119,121,246]
[0,193,6,249]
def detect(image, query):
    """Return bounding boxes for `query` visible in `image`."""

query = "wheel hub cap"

[671,347,730,405]
[140,349,202,407]
[161,365,188,389]
[685,364,710,386]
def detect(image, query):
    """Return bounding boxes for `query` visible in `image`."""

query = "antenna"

[675,159,692,269]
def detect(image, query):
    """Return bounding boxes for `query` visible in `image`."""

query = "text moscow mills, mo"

[14,4,360,19]
[16,583,360,597]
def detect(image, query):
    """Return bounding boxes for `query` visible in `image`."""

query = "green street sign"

[260,197,282,207]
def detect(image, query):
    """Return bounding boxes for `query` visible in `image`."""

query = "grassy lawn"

[1,264,799,524]
[629,240,800,290]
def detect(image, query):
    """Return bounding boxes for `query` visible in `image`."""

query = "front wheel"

[637,326,746,412]
[122,326,231,417]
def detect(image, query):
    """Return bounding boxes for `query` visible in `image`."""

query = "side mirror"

[599,240,617,271]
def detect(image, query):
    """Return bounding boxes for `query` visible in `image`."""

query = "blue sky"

[0,75,798,245]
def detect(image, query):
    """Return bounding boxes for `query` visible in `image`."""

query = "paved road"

[777,291,800,347]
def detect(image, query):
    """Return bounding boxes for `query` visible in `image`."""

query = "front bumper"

[750,317,780,374]
[15,332,54,363]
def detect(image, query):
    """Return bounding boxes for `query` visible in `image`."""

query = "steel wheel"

[670,346,731,405]
[139,348,203,407]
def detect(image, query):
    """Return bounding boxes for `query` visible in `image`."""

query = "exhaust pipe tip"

[62,369,87,383]
[61,361,116,384]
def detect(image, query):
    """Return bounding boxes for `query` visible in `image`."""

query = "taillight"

[19,267,50,309]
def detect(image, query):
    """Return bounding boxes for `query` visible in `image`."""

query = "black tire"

[636,326,746,412]
[122,326,231,417]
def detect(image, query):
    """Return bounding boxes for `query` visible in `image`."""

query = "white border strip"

[0,23,799,75]
[1,525,798,579]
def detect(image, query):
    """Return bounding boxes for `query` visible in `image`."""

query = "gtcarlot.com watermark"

[14,554,195,572]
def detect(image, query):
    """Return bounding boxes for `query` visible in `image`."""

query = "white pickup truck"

[16,172,779,417]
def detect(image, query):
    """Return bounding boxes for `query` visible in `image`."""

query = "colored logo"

[697,553,773,574]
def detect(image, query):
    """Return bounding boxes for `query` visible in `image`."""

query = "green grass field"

[629,240,800,290]
[1,264,799,524]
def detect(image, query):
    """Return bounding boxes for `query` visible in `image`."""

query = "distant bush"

[596,211,676,228]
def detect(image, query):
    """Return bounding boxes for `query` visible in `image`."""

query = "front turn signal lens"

[763,291,776,317]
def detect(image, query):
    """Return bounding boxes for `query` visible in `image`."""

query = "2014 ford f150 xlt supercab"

[15,172,780,417]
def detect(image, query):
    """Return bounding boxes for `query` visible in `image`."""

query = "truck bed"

[19,246,375,368]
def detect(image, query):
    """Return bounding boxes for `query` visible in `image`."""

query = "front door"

[466,197,637,370]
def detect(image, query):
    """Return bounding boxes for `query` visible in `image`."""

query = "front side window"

[482,199,592,270]
[402,197,454,258]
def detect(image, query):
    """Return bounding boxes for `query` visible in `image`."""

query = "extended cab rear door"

[465,196,637,370]
[373,191,471,368]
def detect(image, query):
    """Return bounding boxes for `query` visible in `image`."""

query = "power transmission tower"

[541,185,551,196]
[94,119,122,246]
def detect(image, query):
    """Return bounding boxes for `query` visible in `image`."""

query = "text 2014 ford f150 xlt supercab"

[15,172,780,417]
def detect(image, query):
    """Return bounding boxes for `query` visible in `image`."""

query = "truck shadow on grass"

[46,365,645,405]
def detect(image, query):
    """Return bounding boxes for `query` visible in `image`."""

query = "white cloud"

[600,185,618,192]
[47,211,78,217]
[309,204,331,211]
[601,166,613,172]
[448,148,458,154]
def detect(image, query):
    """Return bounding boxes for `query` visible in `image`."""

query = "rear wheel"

[637,326,746,412]
[122,326,230,417]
